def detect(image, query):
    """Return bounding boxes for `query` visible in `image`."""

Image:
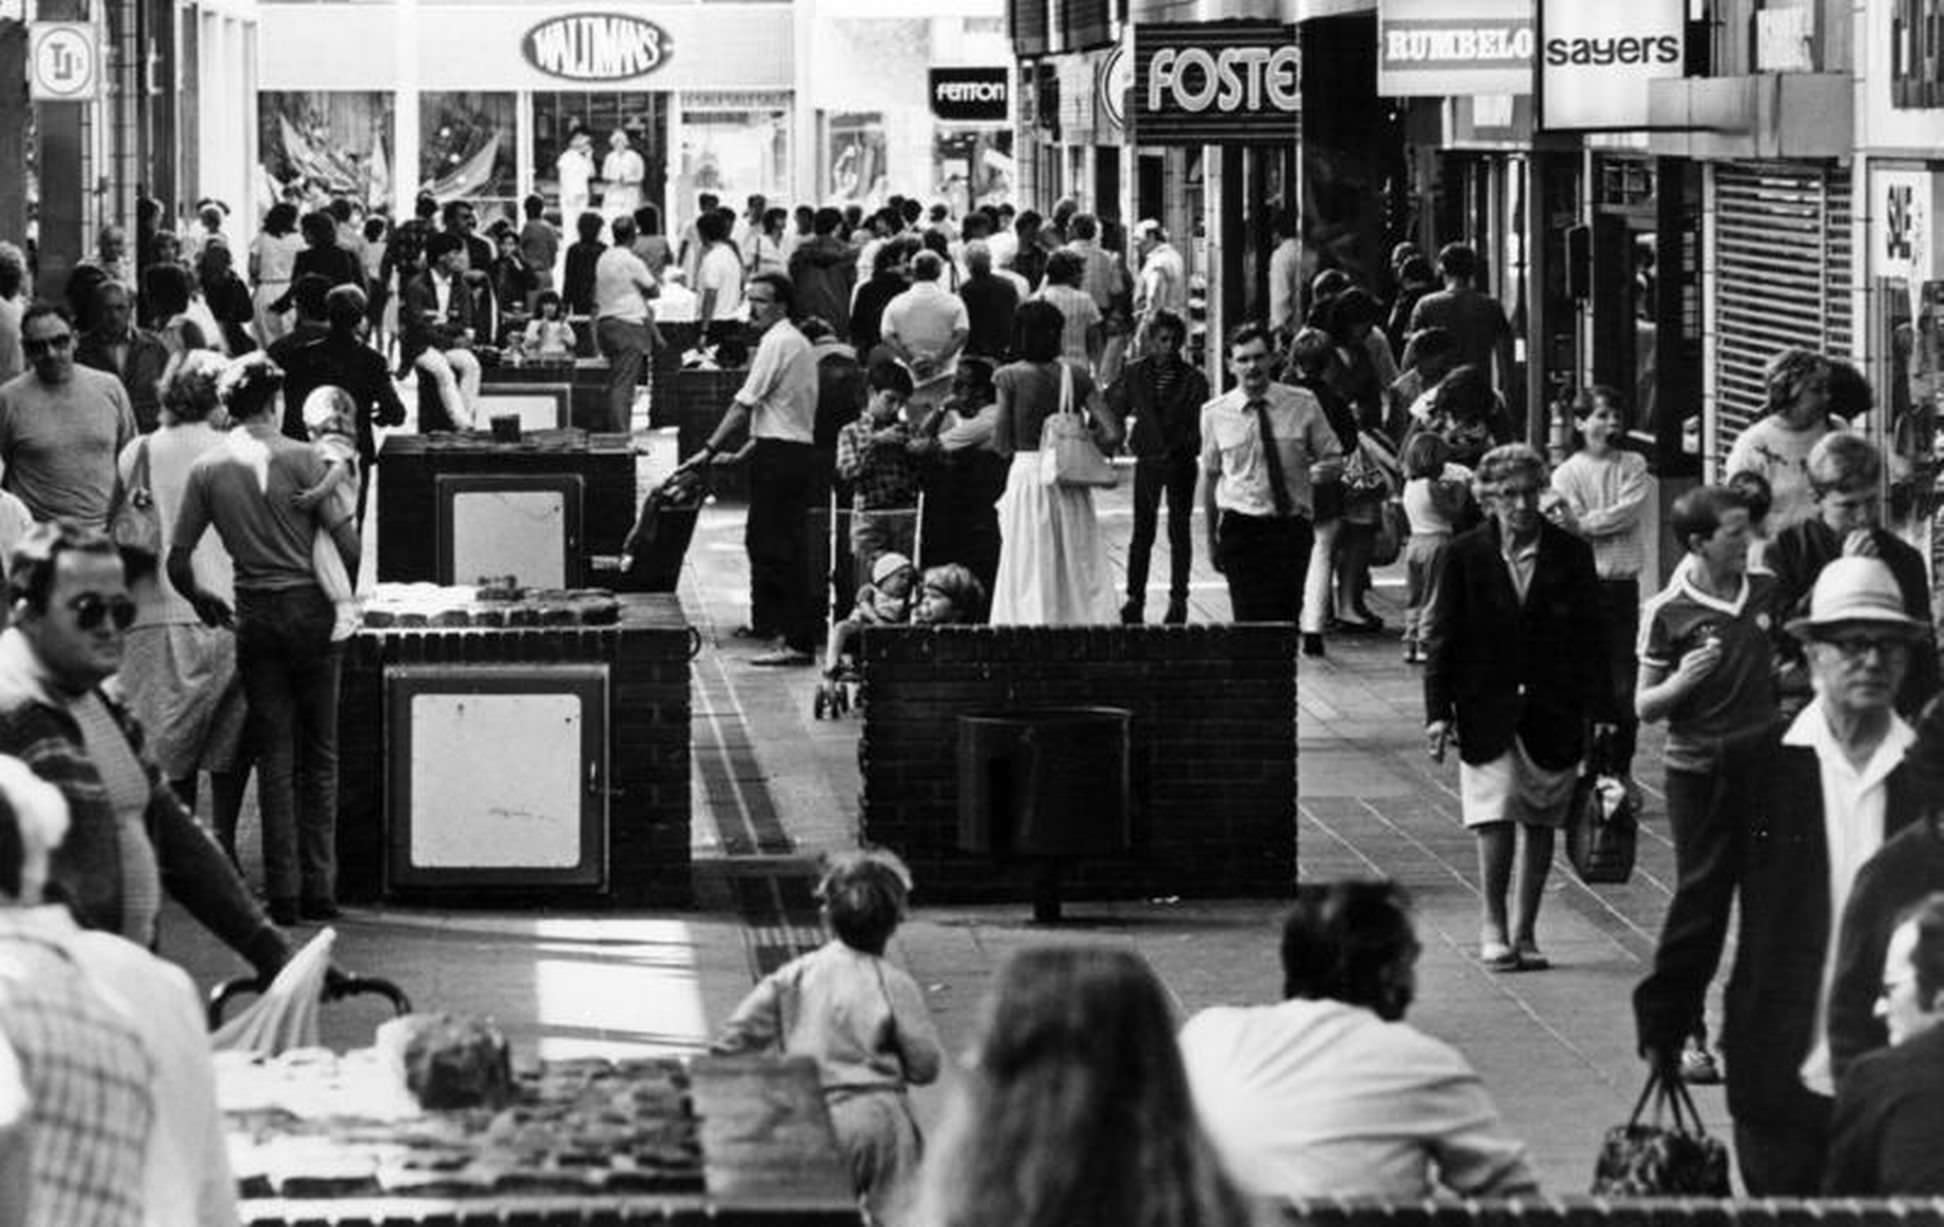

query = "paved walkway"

[163,439,1722,1195]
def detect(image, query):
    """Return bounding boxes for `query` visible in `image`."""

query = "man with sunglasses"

[1635,556,1932,1194]
[0,520,290,983]
[0,304,137,530]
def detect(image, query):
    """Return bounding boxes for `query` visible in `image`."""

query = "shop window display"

[421,92,518,226]
[259,91,395,213]
[532,93,668,228]
[827,114,888,209]
[679,106,789,232]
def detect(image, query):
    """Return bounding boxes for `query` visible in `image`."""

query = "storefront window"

[532,93,669,230]
[826,114,887,209]
[678,102,789,232]
[933,129,1013,215]
[420,92,517,224]
[259,90,395,213]
[1874,276,1941,562]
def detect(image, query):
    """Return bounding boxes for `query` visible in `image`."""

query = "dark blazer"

[1422,518,1614,769]
[1767,519,1939,716]
[1825,1023,1944,1195]
[1106,355,1209,460]
[1635,740,1928,1124]
[399,269,485,365]
[74,327,171,433]
[1826,816,1944,1082]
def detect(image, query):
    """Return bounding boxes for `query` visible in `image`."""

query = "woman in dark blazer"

[1423,443,1616,972]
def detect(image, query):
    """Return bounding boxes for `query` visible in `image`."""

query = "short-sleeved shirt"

[697,244,745,320]
[1637,570,1780,772]
[0,368,137,528]
[1033,284,1102,366]
[594,245,655,323]
[880,281,969,362]
[735,320,818,443]
[519,220,560,277]
[1199,382,1342,520]
[174,428,331,592]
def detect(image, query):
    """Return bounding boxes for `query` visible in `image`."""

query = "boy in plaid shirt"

[835,360,925,569]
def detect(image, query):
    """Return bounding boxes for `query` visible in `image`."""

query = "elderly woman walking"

[1423,443,1616,972]
[115,350,251,857]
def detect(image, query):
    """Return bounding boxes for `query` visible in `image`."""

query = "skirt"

[989,452,1116,626]
[253,281,292,346]
[117,623,247,780]
[1459,734,1579,830]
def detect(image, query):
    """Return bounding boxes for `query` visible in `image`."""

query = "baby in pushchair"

[823,551,917,681]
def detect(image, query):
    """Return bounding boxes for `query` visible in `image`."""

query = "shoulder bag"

[1590,1067,1731,1195]
[109,438,163,575]
[1038,362,1118,489]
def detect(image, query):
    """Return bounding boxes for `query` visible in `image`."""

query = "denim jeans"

[235,585,342,907]
[1126,453,1199,604]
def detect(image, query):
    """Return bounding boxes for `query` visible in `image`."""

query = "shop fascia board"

[1642,72,1851,160]
[1122,0,1365,21]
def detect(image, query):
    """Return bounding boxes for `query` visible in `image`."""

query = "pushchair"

[813,490,925,720]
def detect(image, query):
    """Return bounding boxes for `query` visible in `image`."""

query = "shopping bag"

[1038,362,1117,489]
[1566,729,1638,885]
[212,927,338,1055]
[1590,1068,1732,1195]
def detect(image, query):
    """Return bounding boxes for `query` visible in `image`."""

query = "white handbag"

[1037,363,1117,489]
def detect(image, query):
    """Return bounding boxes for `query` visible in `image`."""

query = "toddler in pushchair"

[817,551,917,718]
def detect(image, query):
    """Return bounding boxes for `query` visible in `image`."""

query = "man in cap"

[1634,555,1933,1194]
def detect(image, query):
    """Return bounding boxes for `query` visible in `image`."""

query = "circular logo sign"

[522,13,670,83]
[31,24,98,100]
[1099,44,1132,130]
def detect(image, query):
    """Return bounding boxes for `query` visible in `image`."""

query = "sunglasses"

[68,593,136,632]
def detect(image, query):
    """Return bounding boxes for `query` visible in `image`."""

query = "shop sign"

[521,13,670,83]
[1875,169,1944,282]
[1537,0,1684,130]
[929,68,1009,123]
[1377,0,1533,98]
[1132,22,1299,146]
[1099,41,1132,131]
[29,22,97,100]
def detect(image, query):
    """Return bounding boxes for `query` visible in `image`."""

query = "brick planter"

[334,595,693,907]
[857,624,1299,903]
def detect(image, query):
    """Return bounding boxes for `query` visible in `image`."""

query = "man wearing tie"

[1199,321,1342,623]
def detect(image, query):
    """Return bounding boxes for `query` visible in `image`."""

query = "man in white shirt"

[694,210,745,345]
[1200,321,1342,623]
[1181,880,1538,1202]
[555,128,595,224]
[1134,219,1188,345]
[880,252,968,410]
[0,753,237,1227]
[1268,210,1303,342]
[593,214,659,433]
[1635,555,1931,1195]
[681,273,820,665]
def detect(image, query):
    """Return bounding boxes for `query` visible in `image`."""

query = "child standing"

[292,388,363,641]
[711,851,942,1226]
[1549,386,1651,798]
[1399,432,1468,664]
[523,291,576,359]
[835,360,925,570]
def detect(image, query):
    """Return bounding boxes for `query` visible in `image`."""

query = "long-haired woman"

[915,946,1259,1227]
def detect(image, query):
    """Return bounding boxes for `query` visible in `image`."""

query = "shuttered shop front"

[1710,162,1853,473]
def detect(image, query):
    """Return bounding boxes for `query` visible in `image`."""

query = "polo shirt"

[736,320,818,444]
[1637,570,1780,772]
[1199,382,1341,520]
[594,245,655,323]
[880,280,968,362]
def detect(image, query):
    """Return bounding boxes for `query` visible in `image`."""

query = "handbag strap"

[131,437,152,495]
[1057,362,1075,417]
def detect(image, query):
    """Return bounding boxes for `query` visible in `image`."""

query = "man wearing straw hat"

[1634,555,1933,1195]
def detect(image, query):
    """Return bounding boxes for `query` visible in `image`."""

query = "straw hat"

[1785,556,1928,641]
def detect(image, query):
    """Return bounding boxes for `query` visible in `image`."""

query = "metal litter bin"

[957,707,1131,919]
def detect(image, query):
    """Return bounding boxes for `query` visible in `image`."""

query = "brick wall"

[857,625,1298,903]
[335,596,693,907]
[376,430,637,583]
[1280,1199,1944,1227]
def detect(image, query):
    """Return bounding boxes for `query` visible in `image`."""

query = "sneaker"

[1119,598,1144,625]
[1681,1041,1723,1084]
[1163,596,1188,626]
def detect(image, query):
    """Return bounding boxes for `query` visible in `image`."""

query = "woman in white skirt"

[989,300,1123,625]
[1421,443,1617,973]
[249,202,303,345]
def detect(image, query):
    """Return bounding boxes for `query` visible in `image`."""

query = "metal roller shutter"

[1710,162,1853,474]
